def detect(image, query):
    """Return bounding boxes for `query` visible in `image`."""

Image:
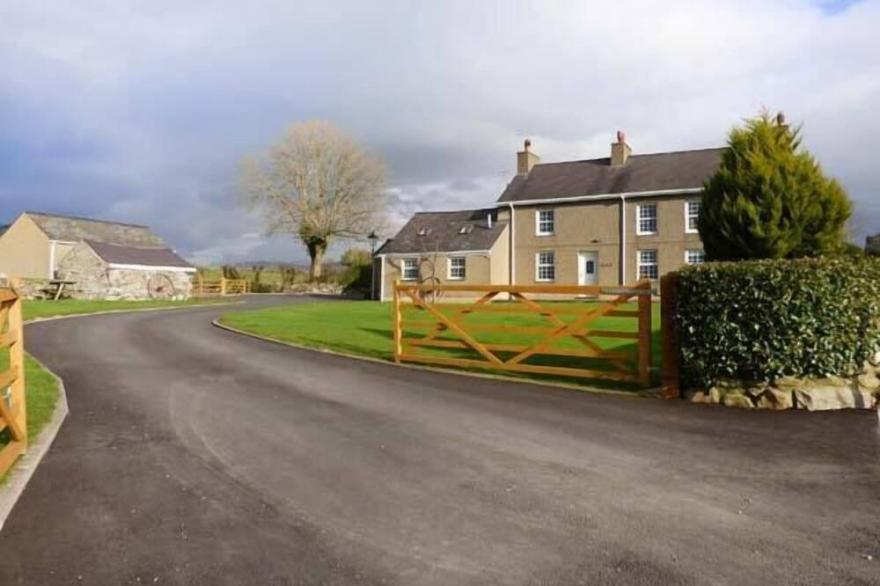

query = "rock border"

[687,353,880,411]
[0,357,69,532]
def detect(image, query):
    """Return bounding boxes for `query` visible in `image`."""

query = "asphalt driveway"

[0,296,878,585]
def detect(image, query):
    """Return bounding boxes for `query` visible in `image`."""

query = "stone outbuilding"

[57,240,196,300]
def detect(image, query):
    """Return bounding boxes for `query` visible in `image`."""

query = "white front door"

[578,251,599,286]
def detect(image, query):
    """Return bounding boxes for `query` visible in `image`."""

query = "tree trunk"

[307,239,327,281]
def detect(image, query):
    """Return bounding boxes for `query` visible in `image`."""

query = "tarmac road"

[0,295,878,585]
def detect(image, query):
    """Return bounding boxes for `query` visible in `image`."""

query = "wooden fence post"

[220,278,227,296]
[660,272,681,398]
[392,280,402,362]
[9,293,26,447]
[637,280,652,386]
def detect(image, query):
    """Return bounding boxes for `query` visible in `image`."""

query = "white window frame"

[637,249,659,280]
[447,256,466,280]
[535,209,555,236]
[684,249,705,265]
[636,203,658,235]
[685,199,700,234]
[401,258,419,281]
[535,251,555,282]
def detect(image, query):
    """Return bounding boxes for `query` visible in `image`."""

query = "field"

[220,300,662,390]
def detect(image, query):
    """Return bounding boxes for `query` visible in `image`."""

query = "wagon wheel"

[417,276,443,302]
[147,274,176,300]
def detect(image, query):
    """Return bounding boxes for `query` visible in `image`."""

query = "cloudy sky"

[1,0,878,264]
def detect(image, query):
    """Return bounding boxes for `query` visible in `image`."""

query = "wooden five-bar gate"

[392,281,654,386]
[0,287,26,477]
[192,275,250,297]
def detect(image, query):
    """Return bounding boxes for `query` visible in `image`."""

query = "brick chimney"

[610,130,631,166]
[517,139,540,175]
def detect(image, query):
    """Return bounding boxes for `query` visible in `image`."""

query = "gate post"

[637,280,652,386]
[660,272,681,398]
[220,278,227,296]
[392,280,402,362]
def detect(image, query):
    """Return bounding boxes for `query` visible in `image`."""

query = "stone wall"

[686,352,880,411]
[58,243,193,300]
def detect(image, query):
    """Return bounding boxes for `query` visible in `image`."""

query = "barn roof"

[26,211,167,248]
[85,240,195,270]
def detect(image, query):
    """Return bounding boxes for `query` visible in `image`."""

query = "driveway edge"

[23,299,245,325]
[0,358,69,532]
[212,319,646,399]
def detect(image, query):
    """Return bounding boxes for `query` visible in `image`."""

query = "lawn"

[23,297,229,322]
[0,355,60,483]
[220,300,662,391]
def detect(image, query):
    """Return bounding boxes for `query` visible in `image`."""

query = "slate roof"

[85,240,194,269]
[377,209,507,255]
[497,148,725,203]
[26,211,167,247]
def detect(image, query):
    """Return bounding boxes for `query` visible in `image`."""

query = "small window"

[458,224,473,235]
[401,258,419,280]
[417,227,431,237]
[536,251,555,282]
[637,249,658,280]
[536,210,555,236]
[685,249,705,265]
[637,203,657,235]
[448,256,466,280]
[685,200,700,233]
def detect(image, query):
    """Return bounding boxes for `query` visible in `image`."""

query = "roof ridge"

[84,239,169,251]
[533,146,725,168]
[413,208,496,216]
[26,210,150,229]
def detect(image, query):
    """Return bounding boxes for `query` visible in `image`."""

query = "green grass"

[23,297,228,322]
[220,300,662,391]
[0,355,60,483]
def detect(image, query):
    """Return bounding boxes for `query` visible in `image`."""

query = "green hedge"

[676,257,880,388]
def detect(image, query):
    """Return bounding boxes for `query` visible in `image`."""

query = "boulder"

[857,371,880,392]
[721,389,755,408]
[793,380,876,411]
[756,388,794,410]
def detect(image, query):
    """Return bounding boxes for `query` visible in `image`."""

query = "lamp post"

[368,230,379,300]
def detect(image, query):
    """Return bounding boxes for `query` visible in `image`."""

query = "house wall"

[510,193,703,287]
[379,225,509,302]
[58,242,194,300]
[0,214,51,279]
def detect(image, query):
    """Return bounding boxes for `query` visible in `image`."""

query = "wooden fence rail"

[392,281,654,386]
[192,276,250,297]
[0,287,27,477]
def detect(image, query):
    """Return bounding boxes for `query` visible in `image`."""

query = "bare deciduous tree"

[240,121,387,280]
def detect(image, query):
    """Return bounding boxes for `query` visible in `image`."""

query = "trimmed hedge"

[676,257,880,388]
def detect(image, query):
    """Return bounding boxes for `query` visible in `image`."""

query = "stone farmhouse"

[375,134,723,300]
[0,211,195,300]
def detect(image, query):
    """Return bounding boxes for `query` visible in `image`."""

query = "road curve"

[0,296,878,585]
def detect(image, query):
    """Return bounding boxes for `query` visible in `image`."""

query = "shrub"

[676,257,880,388]
[699,111,852,260]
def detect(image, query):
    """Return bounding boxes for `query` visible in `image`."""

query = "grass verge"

[0,355,61,484]
[24,297,228,322]
[219,300,661,391]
